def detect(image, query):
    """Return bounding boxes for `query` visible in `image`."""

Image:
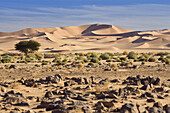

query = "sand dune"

[0,24,169,53]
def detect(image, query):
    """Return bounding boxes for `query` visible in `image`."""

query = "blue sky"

[0,0,170,32]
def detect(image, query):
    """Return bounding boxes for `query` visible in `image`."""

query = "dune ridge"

[0,24,169,53]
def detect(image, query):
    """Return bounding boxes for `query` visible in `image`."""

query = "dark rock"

[110,79,120,83]
[153,102,163,109]
[136,103,147,113]
[96,92,106,99]
[120,103,138,113]
[9,65,17,69]
[84,78,91,84]
[46,74,62,83]
[52,90,60,95]
[46,104,58,111]
[153,77,161,85]
[24,79,37,87]
[141,79,149,85]
[118,88,125,97]
[72,77,85,84]
[74,95,89,101]
[101,101,115,108]
[37,101,52,108]
[149,107,164,113]
[158,95,165,99]
[141,85,151,90]
[163,104,170,113]
[104,68,112,71]
[14,101,29,106]
[145,92,157,98]
[152,87,164,93]
[45,91,53,98]
[108,93,119,99]
[82,106,93,113]
[64,81,71,87]
[52,109,67,113]
[147,99,156,102]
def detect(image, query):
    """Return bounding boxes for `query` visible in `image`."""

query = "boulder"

[163,104,170,113]
[45,91,53,98]
[149,107,164,113]
[24,79,37,87]
[153,102,163,109]
[120,103,139,113]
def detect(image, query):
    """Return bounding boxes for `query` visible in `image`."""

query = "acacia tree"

[15,40,41,55]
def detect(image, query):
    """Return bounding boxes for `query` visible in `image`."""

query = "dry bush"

[111,64,117,69]
[77,63,84,68]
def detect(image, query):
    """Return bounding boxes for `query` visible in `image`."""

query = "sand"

[0,24,169,54]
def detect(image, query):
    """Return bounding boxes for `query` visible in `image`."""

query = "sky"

[0,0,170,32]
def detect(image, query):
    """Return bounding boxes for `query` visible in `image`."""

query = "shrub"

[138,56,147,61]
[35,64,40,67]
[41,60,49,65]
[53,57,61,62]
[156,52,169,56]
[25,57,34,63]
[78,53,84,56]
[88,62,94,65]
[111,64,117,68]
[158,56,164,61]
[35,53,44,61]
[83,59,89,63]
[81,60,85,64]
[90,53,98,58]
[115,58,121,62]
[127,51,137,59]
[62,59,68,65]
[123,51,128,55]
[141,61,145,65]
[76,56,84,60]
[148,57,157,62]
[165,58,170,64]
[90,58,99,63]
[106,59,112,62]
[77,63,84,68]
[100,53,111,60]
[1,55,14,63]
[44,53,58,58]
[120,57,127,61]
[166,56,170,59]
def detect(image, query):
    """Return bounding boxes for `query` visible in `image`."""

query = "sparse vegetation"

[100,53,111,60]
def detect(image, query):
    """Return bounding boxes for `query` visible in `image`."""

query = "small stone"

[141,85,151,90]
[15,101,29,106]
[101,101,115,108]
[149,107,164,113]
[147,99,156,102]
[120,103,138,113]
[163,104,170,113]
[45,91,53,98]
[153,102,163,109]
[153,77,161,85]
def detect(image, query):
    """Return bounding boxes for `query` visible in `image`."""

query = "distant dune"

[0,24,170,53]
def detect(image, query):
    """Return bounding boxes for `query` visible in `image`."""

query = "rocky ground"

[0,65,170,113]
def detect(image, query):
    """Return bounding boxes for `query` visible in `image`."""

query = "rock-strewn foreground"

[0,67,170,113]
[0,24,170,53]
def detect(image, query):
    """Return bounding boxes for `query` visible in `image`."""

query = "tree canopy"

[15,40,41,54]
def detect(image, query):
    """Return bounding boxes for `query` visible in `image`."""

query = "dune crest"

[0,24,169,53]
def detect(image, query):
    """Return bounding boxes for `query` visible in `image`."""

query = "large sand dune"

[0,24,170,53]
